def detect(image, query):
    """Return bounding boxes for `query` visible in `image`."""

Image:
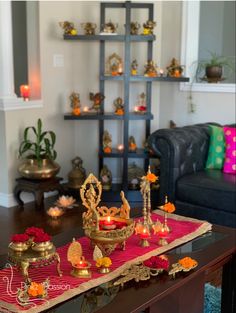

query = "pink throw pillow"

[223,127,236,174]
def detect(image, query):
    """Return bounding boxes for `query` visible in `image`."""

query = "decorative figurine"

[166,58,184,77]
[103,130,112,153]
[130,22,140,35]
[144,60,158,77]
[114,97,124,115]
[59,21,77,35]
[142,20,156,35]
[70,92,81,116]
[128,162,145,190]
[101,21,118,34]
[170,120,177,128]
[89,92,105,112]
[81,22,97,35]
[68,156,86,189]
[106,53,123,76]
[100,165,112,190]
[134,92,147,113]
[131,59,138,75]
[129,136,137,152]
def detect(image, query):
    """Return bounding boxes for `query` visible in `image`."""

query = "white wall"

[0,1,235,207]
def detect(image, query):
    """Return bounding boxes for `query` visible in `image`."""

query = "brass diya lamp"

[80,174,135,256]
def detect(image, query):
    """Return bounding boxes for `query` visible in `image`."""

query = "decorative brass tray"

[8,245,62,283]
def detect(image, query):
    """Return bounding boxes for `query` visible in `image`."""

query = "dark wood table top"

[1,224,235,313]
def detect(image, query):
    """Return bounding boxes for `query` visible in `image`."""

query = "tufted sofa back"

[148,123,220,204]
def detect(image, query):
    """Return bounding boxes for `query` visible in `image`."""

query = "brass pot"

[31,241,53,253]
[9,242,29,253]
[18,158,60,180]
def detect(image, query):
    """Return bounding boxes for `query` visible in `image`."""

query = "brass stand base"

[71,268,91,278]
[139,238,150,247]
[158,238,168,246]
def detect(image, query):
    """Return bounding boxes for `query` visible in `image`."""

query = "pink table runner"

[0,211,212,313]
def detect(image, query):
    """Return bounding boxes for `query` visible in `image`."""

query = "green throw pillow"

[205,125,225,169]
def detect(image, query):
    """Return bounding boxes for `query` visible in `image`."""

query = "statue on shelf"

[130,22,140,35]
[81,22,97,35]
[142,20,156,35]
[134,92,147,113]
[59,21,77,36]
[100,165,112,190]
[106,53,123,76]
[128,162,145,190]
[170,120,177,128]
[114,97,124,115]
[101,21,118,34]
[129,136,137,152]
[144,60,158,77]
[166,58,184,77]
[131,59,138,76]
[70,92,81,116]
[103,130,112,153]
[68,156,86,189]
[89,92,105,112]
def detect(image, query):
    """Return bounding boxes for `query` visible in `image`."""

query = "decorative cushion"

[205,125,225,169]
[223,127,236,174]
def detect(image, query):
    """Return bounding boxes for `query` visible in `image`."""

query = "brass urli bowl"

[85,217,135,256]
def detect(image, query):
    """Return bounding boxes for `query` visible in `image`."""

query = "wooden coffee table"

[0,224,235,313]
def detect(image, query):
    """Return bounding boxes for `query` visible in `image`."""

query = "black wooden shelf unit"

[64,1,189,202]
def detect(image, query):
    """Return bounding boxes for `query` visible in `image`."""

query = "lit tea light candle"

[159,69,164,76]
[117,144,124,151]
[158,227,168,238]
[20,85,30,101]
[47,206,64,219]
[134,106,139,112]
[102,215,116,230]
[140,227,150,239]
[76,258,88,268]
[83,106,89,112]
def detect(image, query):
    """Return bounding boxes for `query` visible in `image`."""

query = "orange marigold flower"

[27,282,45,297]
[115,109,124,115]
[146,172,158,183]
[162,202,175,213]
[178,257,198,269]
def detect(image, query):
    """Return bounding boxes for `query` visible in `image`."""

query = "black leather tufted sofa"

[149,123,236,228]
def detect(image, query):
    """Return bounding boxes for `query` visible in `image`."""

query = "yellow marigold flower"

[178,257,198,269]
[162,202,175,213]
[96,257,112,268]
[146,172,157,183]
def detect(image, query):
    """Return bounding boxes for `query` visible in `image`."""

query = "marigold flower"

[96,257,112,268]
[146,172,158,183]
[104,147,112,153]
[178,257,198,269]
[115,109,124,115]
[27,282,45,297]
[162,202,175,213]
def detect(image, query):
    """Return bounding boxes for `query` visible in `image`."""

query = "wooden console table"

[14,177,63,209]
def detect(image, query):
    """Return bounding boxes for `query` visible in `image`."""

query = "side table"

[14,177,64,209]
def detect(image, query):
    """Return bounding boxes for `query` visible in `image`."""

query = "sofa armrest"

[149,124,212,204]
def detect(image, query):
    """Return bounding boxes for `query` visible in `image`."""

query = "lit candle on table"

[159,69,164,76]
[20,85,30,101]
[158,227,168,246]
[139,226,150,247]
[77,258,88,268]
[102,215,116,230]
[134,106,139,112]
[140,227,149,239]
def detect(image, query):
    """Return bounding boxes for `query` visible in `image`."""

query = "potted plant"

[18,118,60,179]
[196,52,235,83]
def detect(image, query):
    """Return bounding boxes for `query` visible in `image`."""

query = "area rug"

[204,283,221,313]
[0,211,212,313]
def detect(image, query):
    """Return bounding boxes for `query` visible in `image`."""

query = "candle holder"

[80,174,135,256]
[20,85,30,101]
[71,258,92,278]
[139,225,150,247]
[163,212,171,233]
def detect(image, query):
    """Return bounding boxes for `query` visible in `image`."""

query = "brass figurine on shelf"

[166,58,184,77]
[131,59,138,76]
[144,60,158,77]
[101,21,118,34]
[103,130,112,153]
[130,22,140,35]
[70,92,81,116]
[106,53,123,76]
[81,22,97,35]
[128,162,145,190]
[129,136,137,152]
[59,21,77,35]
[114,97,124,115]
[68,156,86,189]
[80,173,135,256]
[89,92,105,112]
[142,20,156,35]
[100,165,112,190]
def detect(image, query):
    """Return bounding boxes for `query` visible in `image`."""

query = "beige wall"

[0,112,8,194]
[0,1,235,205]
